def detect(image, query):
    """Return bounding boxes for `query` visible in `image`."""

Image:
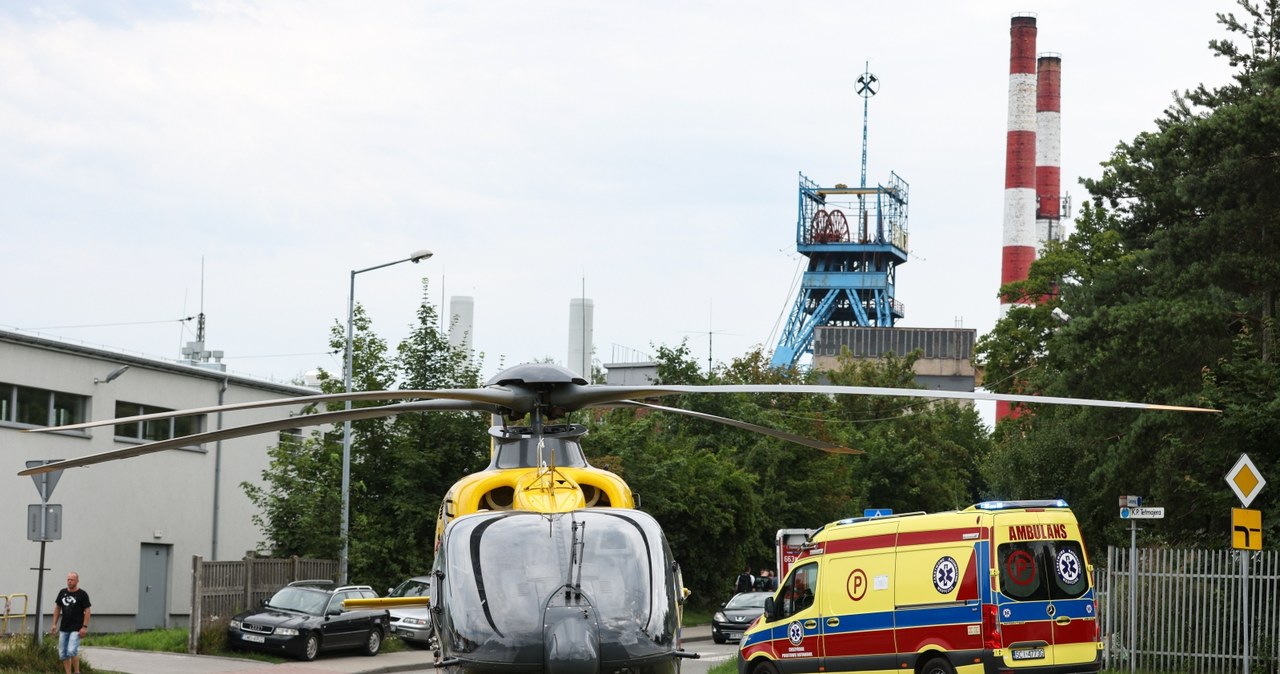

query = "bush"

[198,618,228,655]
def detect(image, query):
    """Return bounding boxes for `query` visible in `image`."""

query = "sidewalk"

[82,625,712,674]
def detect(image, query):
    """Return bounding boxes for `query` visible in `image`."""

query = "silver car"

[386,576,433,648]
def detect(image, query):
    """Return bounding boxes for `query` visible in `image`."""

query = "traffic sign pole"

[1242,552,1250,674]
[26,459,63,646]
[1129,517,1136,674]
[1225,455,1265,674]
[1117,494,1162,672]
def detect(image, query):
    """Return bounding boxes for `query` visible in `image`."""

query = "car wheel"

[301,633,321,661]
[752,660,780,674]
[713,632,726,644]
[363,627,383,656]
[919,656,956,674]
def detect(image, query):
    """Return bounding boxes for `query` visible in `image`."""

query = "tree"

[245,282,490,591]
[977,0,1280,547]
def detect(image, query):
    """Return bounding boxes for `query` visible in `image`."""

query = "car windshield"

[390,579,431,598]
[726,592,770,610]
[265,587,330,615]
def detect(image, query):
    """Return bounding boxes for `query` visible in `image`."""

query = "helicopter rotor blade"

[23,387,532,435]
[616,400,862,454]
[17,399,497,476]
[556,384,1217,414]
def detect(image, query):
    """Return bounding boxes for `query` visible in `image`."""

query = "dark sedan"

[227,581,389,661]
[712,591,772,644]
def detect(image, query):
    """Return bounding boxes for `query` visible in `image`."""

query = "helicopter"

[19,361,1215,673]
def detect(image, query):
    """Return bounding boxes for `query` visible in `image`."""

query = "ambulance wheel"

[750,661,779,674]
[919,656,955,674]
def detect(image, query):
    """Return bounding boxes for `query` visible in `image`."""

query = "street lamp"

[340,248,432,584]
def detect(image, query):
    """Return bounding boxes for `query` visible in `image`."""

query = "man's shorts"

[57,630,81,660]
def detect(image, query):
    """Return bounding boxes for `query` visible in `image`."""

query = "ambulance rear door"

[992,509,1096,669]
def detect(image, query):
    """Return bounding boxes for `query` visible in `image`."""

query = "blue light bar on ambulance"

[974,499,1069,511]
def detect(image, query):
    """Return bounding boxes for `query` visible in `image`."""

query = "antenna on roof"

[180,256,226,372]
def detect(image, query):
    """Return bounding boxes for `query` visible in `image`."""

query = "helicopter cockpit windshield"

[438,508,679,670]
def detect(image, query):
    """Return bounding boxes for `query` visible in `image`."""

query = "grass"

[682,608,712,626]
[709,660,736,674]
[0,633,109,674]
[82,627,187,653]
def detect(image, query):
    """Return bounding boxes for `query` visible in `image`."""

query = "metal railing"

[1100,546,1280,674]
[1,594,28,635]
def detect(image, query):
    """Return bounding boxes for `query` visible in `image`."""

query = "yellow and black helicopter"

[19,361,1213,673]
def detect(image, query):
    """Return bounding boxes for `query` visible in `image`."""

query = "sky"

[0,0,1239,391]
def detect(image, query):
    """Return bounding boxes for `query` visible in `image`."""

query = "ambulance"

[738,500,1101,674]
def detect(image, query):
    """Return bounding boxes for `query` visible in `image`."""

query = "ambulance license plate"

[242,634,266,643]
[1012,648,1045,660]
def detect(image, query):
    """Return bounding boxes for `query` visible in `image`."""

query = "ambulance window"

[778,563,818,619]
[1047,541,1088,599]
[997,542,1047,601]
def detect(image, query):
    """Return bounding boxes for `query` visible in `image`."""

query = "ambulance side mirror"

[764,596,777,621]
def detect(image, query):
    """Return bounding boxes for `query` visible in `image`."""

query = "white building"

[1,329,316,633]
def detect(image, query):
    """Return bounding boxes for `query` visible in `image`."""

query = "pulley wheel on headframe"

[811,209,849,243]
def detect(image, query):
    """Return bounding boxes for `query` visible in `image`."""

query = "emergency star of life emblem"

[1056,549,1081,584]
[788,621,805,645]
[933,556,959,594]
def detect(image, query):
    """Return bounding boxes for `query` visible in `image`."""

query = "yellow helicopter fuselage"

[434,423,634,543]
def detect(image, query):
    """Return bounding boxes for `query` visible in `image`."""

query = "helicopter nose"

[544,603,600,674]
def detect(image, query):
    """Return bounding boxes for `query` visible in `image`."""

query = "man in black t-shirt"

[50,571,92,674]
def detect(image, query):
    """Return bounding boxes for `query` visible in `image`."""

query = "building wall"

[1,331,317,633]
[811,326,976,394]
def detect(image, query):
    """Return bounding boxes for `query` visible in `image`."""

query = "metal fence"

[187,554,337,653]
[1100,546,1280,674]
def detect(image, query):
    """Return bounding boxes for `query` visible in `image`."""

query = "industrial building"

[0,328,314,633]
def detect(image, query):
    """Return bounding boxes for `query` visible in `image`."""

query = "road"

[387,639,740,674]
[681,639,740,674]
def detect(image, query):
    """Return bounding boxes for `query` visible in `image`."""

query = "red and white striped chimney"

[998,14,1038,421]
[1035,53,1062,250]
[1000,14,1038,315]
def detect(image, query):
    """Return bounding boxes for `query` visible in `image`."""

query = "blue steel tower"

[771,65,909,368]
[770,173,909,368]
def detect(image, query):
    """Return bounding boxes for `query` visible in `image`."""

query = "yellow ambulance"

[738,500,1101,674]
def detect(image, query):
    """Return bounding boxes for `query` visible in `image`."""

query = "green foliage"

[0,633,104,673]
[198,618,228,655]
[977,1,1280,549]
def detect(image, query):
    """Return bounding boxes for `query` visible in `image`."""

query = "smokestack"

[1036,53,1062,249]
[448,295,474,357]
[1001,13,1038,314]
[568,298,594,380]
[998,13,1038,421]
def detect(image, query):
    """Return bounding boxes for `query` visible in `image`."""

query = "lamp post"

[340,248,433,584]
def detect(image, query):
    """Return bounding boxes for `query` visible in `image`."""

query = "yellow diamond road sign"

[1226,453,1266,507]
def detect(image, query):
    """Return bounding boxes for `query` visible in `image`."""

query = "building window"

[114,401,205,443]
[279,428,304,447]
[0,382,87,428]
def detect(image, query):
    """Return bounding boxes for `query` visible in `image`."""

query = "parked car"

[227,580,389,661]
[711,591,772,644]
[386,575,434,648]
